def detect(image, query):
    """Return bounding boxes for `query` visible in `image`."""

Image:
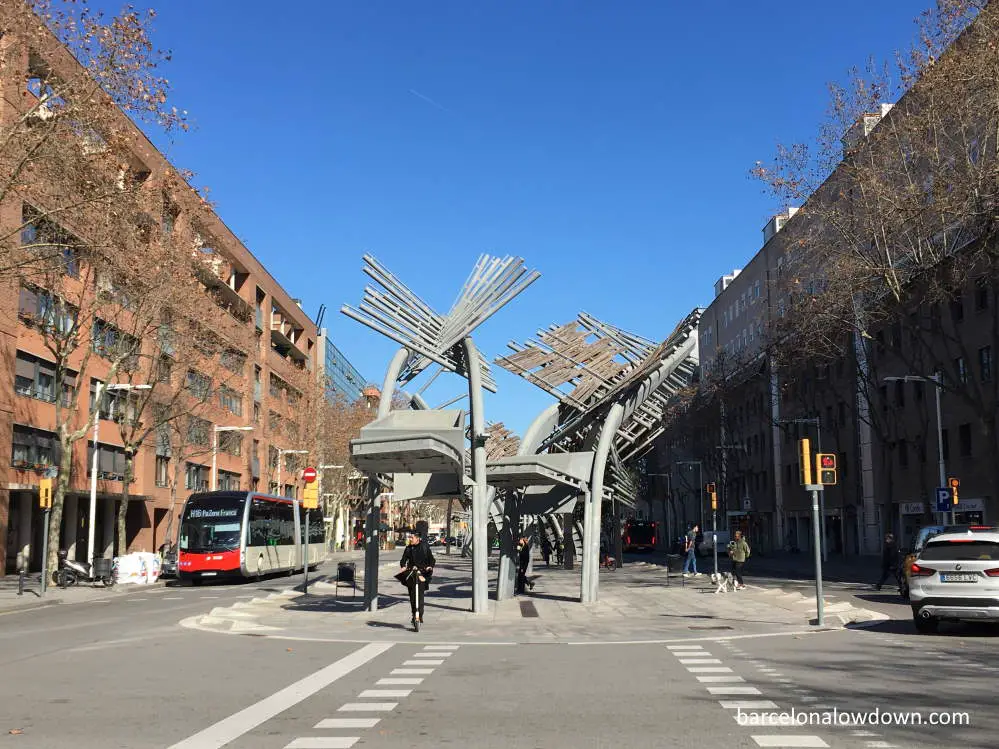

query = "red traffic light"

[819,454,836,469]
[949,477,960,489]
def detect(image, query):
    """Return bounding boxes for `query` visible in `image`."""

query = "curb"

[0,598,60,616]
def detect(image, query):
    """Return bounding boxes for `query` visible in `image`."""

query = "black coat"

[401,541,436,573]
[882,539,897,566]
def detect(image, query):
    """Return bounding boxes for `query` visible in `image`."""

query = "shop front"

[951,497,987,526]
[898,501,929,550]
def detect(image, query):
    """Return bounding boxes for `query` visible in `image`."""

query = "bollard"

[16,550,26,596]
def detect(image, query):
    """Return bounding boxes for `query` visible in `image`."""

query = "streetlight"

[212,425,254,491]
[87,382,151,571]
[884,373,948,523]
[275,448,308,497]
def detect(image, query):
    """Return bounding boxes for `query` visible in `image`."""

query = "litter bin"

[665,553,684,586]
[93,557,113,578]
[336,562,356,599]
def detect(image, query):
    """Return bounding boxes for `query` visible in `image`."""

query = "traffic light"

[949,477,960,506]
[816,454,837,486]
[706,483,717,511]
[39,478,52,509]
[302,482,318,510]
[798,438,812,485]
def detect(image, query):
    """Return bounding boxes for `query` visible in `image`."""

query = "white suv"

[909,530,999,634]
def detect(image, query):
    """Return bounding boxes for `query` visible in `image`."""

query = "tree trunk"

[47,432,75,574]
[116,450,134,556]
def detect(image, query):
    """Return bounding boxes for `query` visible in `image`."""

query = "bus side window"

[249,499,271,547]
[276,502,295,545]
[302,508,324,544]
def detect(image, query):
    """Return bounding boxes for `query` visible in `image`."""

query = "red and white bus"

[178,491,326,583]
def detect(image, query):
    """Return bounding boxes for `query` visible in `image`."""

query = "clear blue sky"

[114,0,924,434]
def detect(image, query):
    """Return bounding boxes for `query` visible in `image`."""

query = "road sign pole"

[303,509,310,596]
[712,508,718,577]
[40,508,50,595]
[806,484,824,627]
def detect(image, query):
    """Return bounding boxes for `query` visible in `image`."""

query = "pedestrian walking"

[875,532,898,591]
[540,533,552,568]
[399,529,435,631]
[516,536,534,594]
[682,524,700,577]
[727,530,750,590]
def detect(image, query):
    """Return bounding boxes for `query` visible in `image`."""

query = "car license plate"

[201,571,217,577]
[940,573,977,582]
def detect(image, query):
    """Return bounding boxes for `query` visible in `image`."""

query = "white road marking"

[315,719,380,729]
[778,679,794,683]
[679,658,722,665]
[403,659,443,666]
[752,737,828,748]
[850,731,878,737]
[377,678,422,685]
[284,739,358,749]
[707,687,762,695]
[667,645,708,650]
[687,667,733,673]
[164,596,184,600]
[759,668,778,673]
[720,701,779,709]
[697,676,745,683]
[391,668,433,675]
[128,598,148,602]
[167,642,393,749]
[358,689,411,698]
[864,742,895,748]
[412,652,451,658]
[91,600,109,603]
[801,697,819,703]
[423,645,459,650]
[338,703,397,712]
[200,596,219,599]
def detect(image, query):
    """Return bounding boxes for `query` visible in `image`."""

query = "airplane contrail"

[408,88,451,113]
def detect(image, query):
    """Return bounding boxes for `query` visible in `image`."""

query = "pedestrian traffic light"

[949,477,960,505]
[705,482,716,494]
[816,454,837,486]
[39,478,52,509]
[798,438,812,485]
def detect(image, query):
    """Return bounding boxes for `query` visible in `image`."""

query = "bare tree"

[753,0,999,499]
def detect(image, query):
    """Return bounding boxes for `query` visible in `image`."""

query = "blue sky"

[111,0,924,434]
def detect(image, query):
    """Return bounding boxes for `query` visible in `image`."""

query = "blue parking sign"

[935,488,951,513]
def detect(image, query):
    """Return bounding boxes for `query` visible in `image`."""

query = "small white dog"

[711,571,734,594]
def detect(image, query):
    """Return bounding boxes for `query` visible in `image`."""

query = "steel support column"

[582,402,624,604]
[464,336,489,614]
[496,488,519,600]
[364,346,410,612]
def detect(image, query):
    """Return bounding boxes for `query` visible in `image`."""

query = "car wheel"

[914,613,938,634]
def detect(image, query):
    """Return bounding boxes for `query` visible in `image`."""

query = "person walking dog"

[727,531,750,590]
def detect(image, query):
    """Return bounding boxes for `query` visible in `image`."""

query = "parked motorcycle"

[56,550,116,588]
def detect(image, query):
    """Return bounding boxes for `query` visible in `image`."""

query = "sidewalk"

[0,571,163,614]
[182,554,888,644]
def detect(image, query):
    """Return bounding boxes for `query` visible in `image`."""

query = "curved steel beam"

[464,336,489,614]
[518,402,561,457]
[582,402,624,604]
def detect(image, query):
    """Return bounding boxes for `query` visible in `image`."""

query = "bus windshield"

[180,496,245,553]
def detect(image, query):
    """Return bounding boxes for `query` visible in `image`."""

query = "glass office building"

[317,328,366,404]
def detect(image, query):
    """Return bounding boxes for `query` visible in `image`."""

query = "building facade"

[317,328,366,404]
[0,15,318,575]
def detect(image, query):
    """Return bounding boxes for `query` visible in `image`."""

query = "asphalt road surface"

[3,564,998,749]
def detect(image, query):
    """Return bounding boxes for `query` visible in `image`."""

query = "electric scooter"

[56,550,116,587]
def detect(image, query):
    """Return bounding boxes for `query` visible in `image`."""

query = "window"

[187,417,211,447]
[955,357,968,384]
[895,380,905,407]
[185,370,212,400]
[959,423,972,457]
[879,384,888,411]
[269,410,281,433]
[219,386,242,416]
[221,349,247,375]
[269,374,283,399]
[922,540,999,561]
[92,319,138,367]
[980,346,992,383]
[248,498,295,546]
[914,380,924,402]
[18,285,77,335]
[156,355,173,384]
[217,470,241,492]
[86,443,128,481]
[89,380,139,424]
[155,455,170,487]
[942,428,950,461]
[185,463,208,491]
[253,402,260,425]
[300,507,324,544]
[219,431,243,457]
[898,440,909,468]
[11,425,59,468]
[268,445,279,469]
[976,279,990,312]
[14,351,75,406]
[950,295,964,323]
[21,205,80,277]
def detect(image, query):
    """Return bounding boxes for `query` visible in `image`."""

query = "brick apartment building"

[0,10,319,575]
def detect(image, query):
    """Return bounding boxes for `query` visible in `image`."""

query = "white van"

[697,531,731,557]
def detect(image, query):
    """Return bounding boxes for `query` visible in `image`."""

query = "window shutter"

[15,353,36,380]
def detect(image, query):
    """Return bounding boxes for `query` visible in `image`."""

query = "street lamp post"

[884,374,948,524]
[87,383,151,573]
[675,461,703,558]
[212,426,254,491]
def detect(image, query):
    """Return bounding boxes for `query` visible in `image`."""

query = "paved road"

[2,561,998,749]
